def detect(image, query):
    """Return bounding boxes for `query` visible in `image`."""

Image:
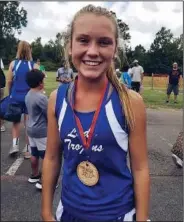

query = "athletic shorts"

[57,207,136,222]
[12,101,28,123]
[18,101,28,115]
[167,84,179,96]
[131,82,141,93]
[28,137,47,159]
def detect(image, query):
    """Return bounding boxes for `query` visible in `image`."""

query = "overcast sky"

[17,1,183,50]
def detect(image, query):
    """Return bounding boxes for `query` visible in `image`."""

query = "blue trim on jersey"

[55,83,70,119]
[55,81,135,221]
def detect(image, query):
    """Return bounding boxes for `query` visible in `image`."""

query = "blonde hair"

[64,4,135,130]
[16,41,32,61]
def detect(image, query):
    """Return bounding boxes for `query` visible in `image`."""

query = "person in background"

[130,60,144,93]
[0,60,6,132]
[56,60,74,86]
[128,63,133,76]
[25,69,48,190]
[36,59,47,94]
[37,59,46,77]
[120,65,132,89]
[7,40,38,158]
[166,62,182,103]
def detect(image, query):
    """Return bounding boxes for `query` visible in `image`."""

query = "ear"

[68,41,72,56]
[113,46,118,59]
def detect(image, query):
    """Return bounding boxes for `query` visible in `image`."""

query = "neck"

[77,74,107,94]
[31,87,42,92]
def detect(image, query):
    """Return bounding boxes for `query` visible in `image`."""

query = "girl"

[42,5,150,222]
[7,41,38,158]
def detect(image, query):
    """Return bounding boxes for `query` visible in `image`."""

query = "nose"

[86,42,99,57]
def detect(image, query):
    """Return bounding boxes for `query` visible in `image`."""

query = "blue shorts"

[17,101,28,115]
[28,137,46,159]
[167,84,179,96]
[58,209,136,222]
[31,147,45,159]
[10,96,28,115]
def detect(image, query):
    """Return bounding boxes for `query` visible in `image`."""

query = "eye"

[80,38,88,44]
[76,36,89,44]
[98,38,113,46]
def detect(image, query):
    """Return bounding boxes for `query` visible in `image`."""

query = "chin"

[80,70,106,81]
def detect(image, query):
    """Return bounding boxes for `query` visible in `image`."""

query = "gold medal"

[77,161,99,186]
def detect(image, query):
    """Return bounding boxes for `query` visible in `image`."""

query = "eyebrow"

[75,34,113,40]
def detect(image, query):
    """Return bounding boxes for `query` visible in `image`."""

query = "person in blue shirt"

[120,65,132,89]
[7,41,39,158]
[41,5,150,222]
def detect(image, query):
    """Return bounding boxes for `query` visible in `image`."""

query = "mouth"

[82,60,102,66]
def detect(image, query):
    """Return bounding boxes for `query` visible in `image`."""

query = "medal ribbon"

[73,78,108,149]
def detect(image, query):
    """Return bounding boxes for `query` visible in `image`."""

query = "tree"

[0,1,27,58]
[109,11,131,69]
[55,33,64,63]
[150,27,173,53]
[0,1,27,37]
[31,37,44,61]
[43,40,56,61]
[149,27,180,73]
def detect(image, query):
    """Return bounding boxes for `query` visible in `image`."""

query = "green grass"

[3,71,183,109]
[44,71,58,95]
[142,88,183,109]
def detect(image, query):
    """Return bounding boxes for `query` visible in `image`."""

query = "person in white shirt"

[130,60,144,93]
[128,64,133,76]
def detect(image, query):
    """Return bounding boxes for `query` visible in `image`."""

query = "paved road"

[1,109,183,221]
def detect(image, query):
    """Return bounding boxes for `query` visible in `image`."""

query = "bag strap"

[12,60,21,78]
[28,61,32,71]
[15,60,21,72]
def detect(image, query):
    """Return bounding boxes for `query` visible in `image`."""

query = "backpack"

[10,60,34,102]
[0,68,6,88]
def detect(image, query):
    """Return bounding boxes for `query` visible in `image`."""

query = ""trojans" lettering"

[64,128,104,154]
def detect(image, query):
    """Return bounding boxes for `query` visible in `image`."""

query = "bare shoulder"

[48,89,58,112]
[50,89,58,99]
[128,89,146,119]
[9,60,14,70]
[128,90,144,105]
[127,91,147,134]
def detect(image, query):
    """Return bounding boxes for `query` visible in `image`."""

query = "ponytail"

[106,64,135,130]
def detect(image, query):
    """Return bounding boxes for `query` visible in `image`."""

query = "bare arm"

[41,89,62,221]
[7,61,14,94]
[128,90,150,221]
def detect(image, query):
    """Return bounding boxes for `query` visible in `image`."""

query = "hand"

[42,213,56,222]
[67,78,72,82]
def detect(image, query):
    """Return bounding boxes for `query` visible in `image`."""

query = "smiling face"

[70,13,117,80]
